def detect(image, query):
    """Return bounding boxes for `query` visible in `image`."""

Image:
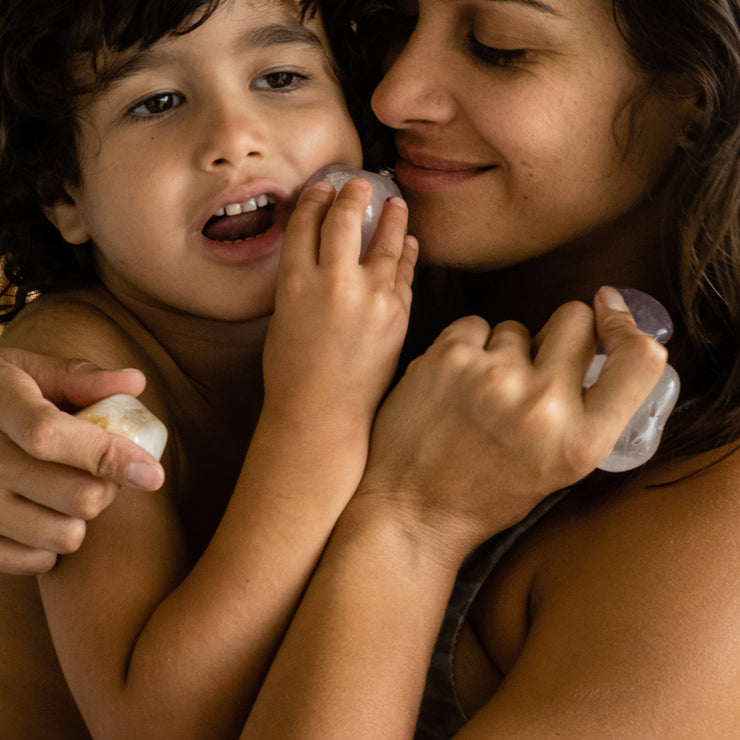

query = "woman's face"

[371,0,693,270]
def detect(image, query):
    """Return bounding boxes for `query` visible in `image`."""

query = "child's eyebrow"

[98,23,327,92]
[237,22,326,53]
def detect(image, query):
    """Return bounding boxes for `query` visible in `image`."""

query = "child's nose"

[195,98,268,171]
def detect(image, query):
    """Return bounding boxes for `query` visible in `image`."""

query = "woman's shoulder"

[462,444,740,731]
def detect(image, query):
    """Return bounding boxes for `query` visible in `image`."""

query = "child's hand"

[262,178,417,431]
[354,288,667,564]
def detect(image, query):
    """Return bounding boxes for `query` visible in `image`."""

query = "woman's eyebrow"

[483,0,561,15]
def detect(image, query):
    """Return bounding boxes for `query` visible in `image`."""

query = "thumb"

[584,286,667,426]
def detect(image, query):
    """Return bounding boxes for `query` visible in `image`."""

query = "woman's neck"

[471,196,673,333]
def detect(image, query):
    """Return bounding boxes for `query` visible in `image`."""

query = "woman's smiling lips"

[394,147,495,193]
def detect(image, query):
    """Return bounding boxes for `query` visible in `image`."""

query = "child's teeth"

[216,194,273,218]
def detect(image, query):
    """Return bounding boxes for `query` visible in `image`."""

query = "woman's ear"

[40,182,90,245]
[677,88,708,151]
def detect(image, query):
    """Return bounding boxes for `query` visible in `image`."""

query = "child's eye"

[128,91,184,117]
[251,70,309,92]
[467,33,528,68]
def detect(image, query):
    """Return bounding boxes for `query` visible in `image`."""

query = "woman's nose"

[371,29,457,129]
[195,96,267,171]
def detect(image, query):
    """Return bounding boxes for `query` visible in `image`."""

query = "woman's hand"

[357,286,667,563]
[0,349,164,574]
[262,178,417,433]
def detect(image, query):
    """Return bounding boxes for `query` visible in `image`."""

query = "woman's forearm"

[242,496,462,740]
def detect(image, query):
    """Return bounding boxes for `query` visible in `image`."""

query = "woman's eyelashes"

[467,32,528,68]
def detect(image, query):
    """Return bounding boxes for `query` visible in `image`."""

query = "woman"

[238,0,740,736]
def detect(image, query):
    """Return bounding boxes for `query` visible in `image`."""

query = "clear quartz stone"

[586,288,680,472]
[303,164,402,257]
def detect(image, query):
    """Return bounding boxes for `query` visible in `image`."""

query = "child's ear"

[40,184,90,245]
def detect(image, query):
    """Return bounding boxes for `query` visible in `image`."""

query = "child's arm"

[24,179,417,739]
[241,289,670,738]
[0,349,164,574]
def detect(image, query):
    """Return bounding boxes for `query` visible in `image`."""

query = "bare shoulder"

[0,287,154,371]
[458,445,740,736]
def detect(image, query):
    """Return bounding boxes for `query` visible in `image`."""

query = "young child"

[0,0,417,736]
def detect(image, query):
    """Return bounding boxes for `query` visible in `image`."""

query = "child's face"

[50,0,363,320]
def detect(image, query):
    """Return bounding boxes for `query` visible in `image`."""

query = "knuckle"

[71,479,110,519]
[277,271,310,302]
[368,240,400,262]
[482,363,527,402]
[18,407,59,459]
[65,357,96,375]
[327,195,363,223]
[438,340,477,374]
[549,300,594,331]
[53,519,87,554]
[30,551,59,574]
[617,332,668,377]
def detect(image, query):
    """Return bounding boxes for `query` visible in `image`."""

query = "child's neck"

[104,285,270,410]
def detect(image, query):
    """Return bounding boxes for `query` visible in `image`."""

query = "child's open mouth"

[202,194,276,243]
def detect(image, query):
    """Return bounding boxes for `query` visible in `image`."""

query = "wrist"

[339,490,480,575]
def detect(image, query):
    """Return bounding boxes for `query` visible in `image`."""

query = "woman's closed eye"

[127,91,184,119]
[251,69,310,92]
[467,33,528,68]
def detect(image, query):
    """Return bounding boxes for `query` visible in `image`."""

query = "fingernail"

[126,462,164,489]
[600,286,629,312]
[385,196,407,209]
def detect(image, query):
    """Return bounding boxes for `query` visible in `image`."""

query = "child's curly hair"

[0,0,394,321]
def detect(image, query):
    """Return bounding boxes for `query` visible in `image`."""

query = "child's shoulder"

[0,285,155,372]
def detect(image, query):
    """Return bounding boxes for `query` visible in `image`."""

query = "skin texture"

[239,0,740,737]
[0,1,418,737]
[0,0,734,737]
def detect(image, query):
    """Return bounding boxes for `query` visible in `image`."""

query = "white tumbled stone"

[76,394,168,460]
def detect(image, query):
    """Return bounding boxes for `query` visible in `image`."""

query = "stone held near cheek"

[75,394,168,461]
[303,164,402,257]
[584,288,680,472]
